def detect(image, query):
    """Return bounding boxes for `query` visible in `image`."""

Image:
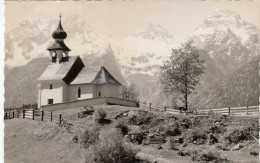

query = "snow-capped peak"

[135,23,174,43]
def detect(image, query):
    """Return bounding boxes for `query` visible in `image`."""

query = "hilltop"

[5,105,259,163]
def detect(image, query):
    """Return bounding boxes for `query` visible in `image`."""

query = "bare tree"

[121,83,139,102]
[160,41,205,111]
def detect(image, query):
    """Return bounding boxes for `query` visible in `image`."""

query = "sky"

[4,0,260,40]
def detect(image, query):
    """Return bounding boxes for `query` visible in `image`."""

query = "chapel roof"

[47,40,71,51]
[37,56,83,84]
[70,66,121,85]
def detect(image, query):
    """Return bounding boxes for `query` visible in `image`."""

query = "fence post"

[17,110,19,118]
[51,112,52,122]
[13,111,14,119]
[32,109,34,120]
[246,106,249,115]
[23,109,25,119]
[41,110,44,121]
[150,103,151,111]
[164,107,166,112]
[59,114,62,126]
[228,107,231,115]
[4,112,7,119]
[9,112,10,119]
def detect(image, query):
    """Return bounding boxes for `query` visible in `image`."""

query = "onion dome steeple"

[52,14,67,40]
[47,14,71,63]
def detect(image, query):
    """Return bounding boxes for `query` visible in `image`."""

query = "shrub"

[115,119,129,135]
[208,125,226,134]
[191,150,230,163]
[92,129,139,163]
[180,117,192,129]
[224,127,253,145]
[163,126,181,137]
[185,129,208,145]
[127,111,153,125]
[168,137,177,150]
[79,124,100,148]
[94,108,107,123]
[250,150,259,156]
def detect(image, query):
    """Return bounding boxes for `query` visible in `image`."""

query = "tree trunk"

[185,93,188,111]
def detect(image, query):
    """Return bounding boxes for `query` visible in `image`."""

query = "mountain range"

[4,9,260,109]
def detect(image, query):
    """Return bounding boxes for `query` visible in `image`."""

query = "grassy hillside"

[5,105,259,163]
[190,59,259,110]
[5,119,82,163]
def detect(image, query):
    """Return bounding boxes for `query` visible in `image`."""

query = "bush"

[92,129,139,163]
[163,126,181,137]
[79,124,100,148]
[208,125,226,134]
[94,108,107,123]
[191,150,230,163]
[224,127,253,145]
[115,119,129,135]
[127,111,153,125]
[168,137,177,150]
[185,129,208,145]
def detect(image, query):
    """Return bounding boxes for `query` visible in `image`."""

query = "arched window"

[78,87,81,98]
[50,84,52,89]
[98,91,101,97]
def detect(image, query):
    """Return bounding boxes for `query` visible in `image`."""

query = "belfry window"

[99,91,101,97]
[78,87,81,98]
[50,84,52,89]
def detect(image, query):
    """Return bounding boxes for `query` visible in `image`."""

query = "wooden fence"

[197,106,259,116]
[4,109,63,125]
[138,101,180,114]
[138,101,258,116]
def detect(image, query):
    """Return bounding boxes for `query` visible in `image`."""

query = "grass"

[5,104,260,163]
[4,119,82,163]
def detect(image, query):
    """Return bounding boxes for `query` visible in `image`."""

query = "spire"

[47,14,71,63]
[52,13,67,40]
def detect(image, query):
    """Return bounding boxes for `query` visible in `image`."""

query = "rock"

[157,144,163,149]
[232,143,243,151]
[209,134,218,145]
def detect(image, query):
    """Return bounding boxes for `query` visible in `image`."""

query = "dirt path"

[135,145,191,163]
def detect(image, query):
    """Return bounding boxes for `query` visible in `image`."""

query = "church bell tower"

[47,14,71,63]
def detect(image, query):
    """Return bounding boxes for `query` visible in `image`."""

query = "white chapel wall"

[96,84,120,98]
[68,84,95,101]
[40,82,64,106]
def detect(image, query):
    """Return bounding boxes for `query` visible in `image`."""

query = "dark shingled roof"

[38,56,121,86]
[37,56,83,84]
[71,66,121,85]
[47,41,71,51]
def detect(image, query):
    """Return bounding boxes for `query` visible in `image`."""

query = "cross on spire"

[60,13,61,19]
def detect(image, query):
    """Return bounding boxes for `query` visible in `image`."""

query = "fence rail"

[195,105,258,116]
[138,101,258,116]
[4,109,62,125]
[139,101,181,115]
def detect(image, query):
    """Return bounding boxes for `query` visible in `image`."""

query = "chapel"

[37,15,121,107]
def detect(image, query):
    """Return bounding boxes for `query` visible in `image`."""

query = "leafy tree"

[121,82,139,102]
[160,41,205,110]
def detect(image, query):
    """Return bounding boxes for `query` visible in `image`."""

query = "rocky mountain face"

[190,58,259,109]
[191,9,260,75]
[4,9,260,108]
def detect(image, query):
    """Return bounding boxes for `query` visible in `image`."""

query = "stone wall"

[41,97,138,111]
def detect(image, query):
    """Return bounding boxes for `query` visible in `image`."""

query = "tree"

[160,41,205,111]
[121,82,139,102]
